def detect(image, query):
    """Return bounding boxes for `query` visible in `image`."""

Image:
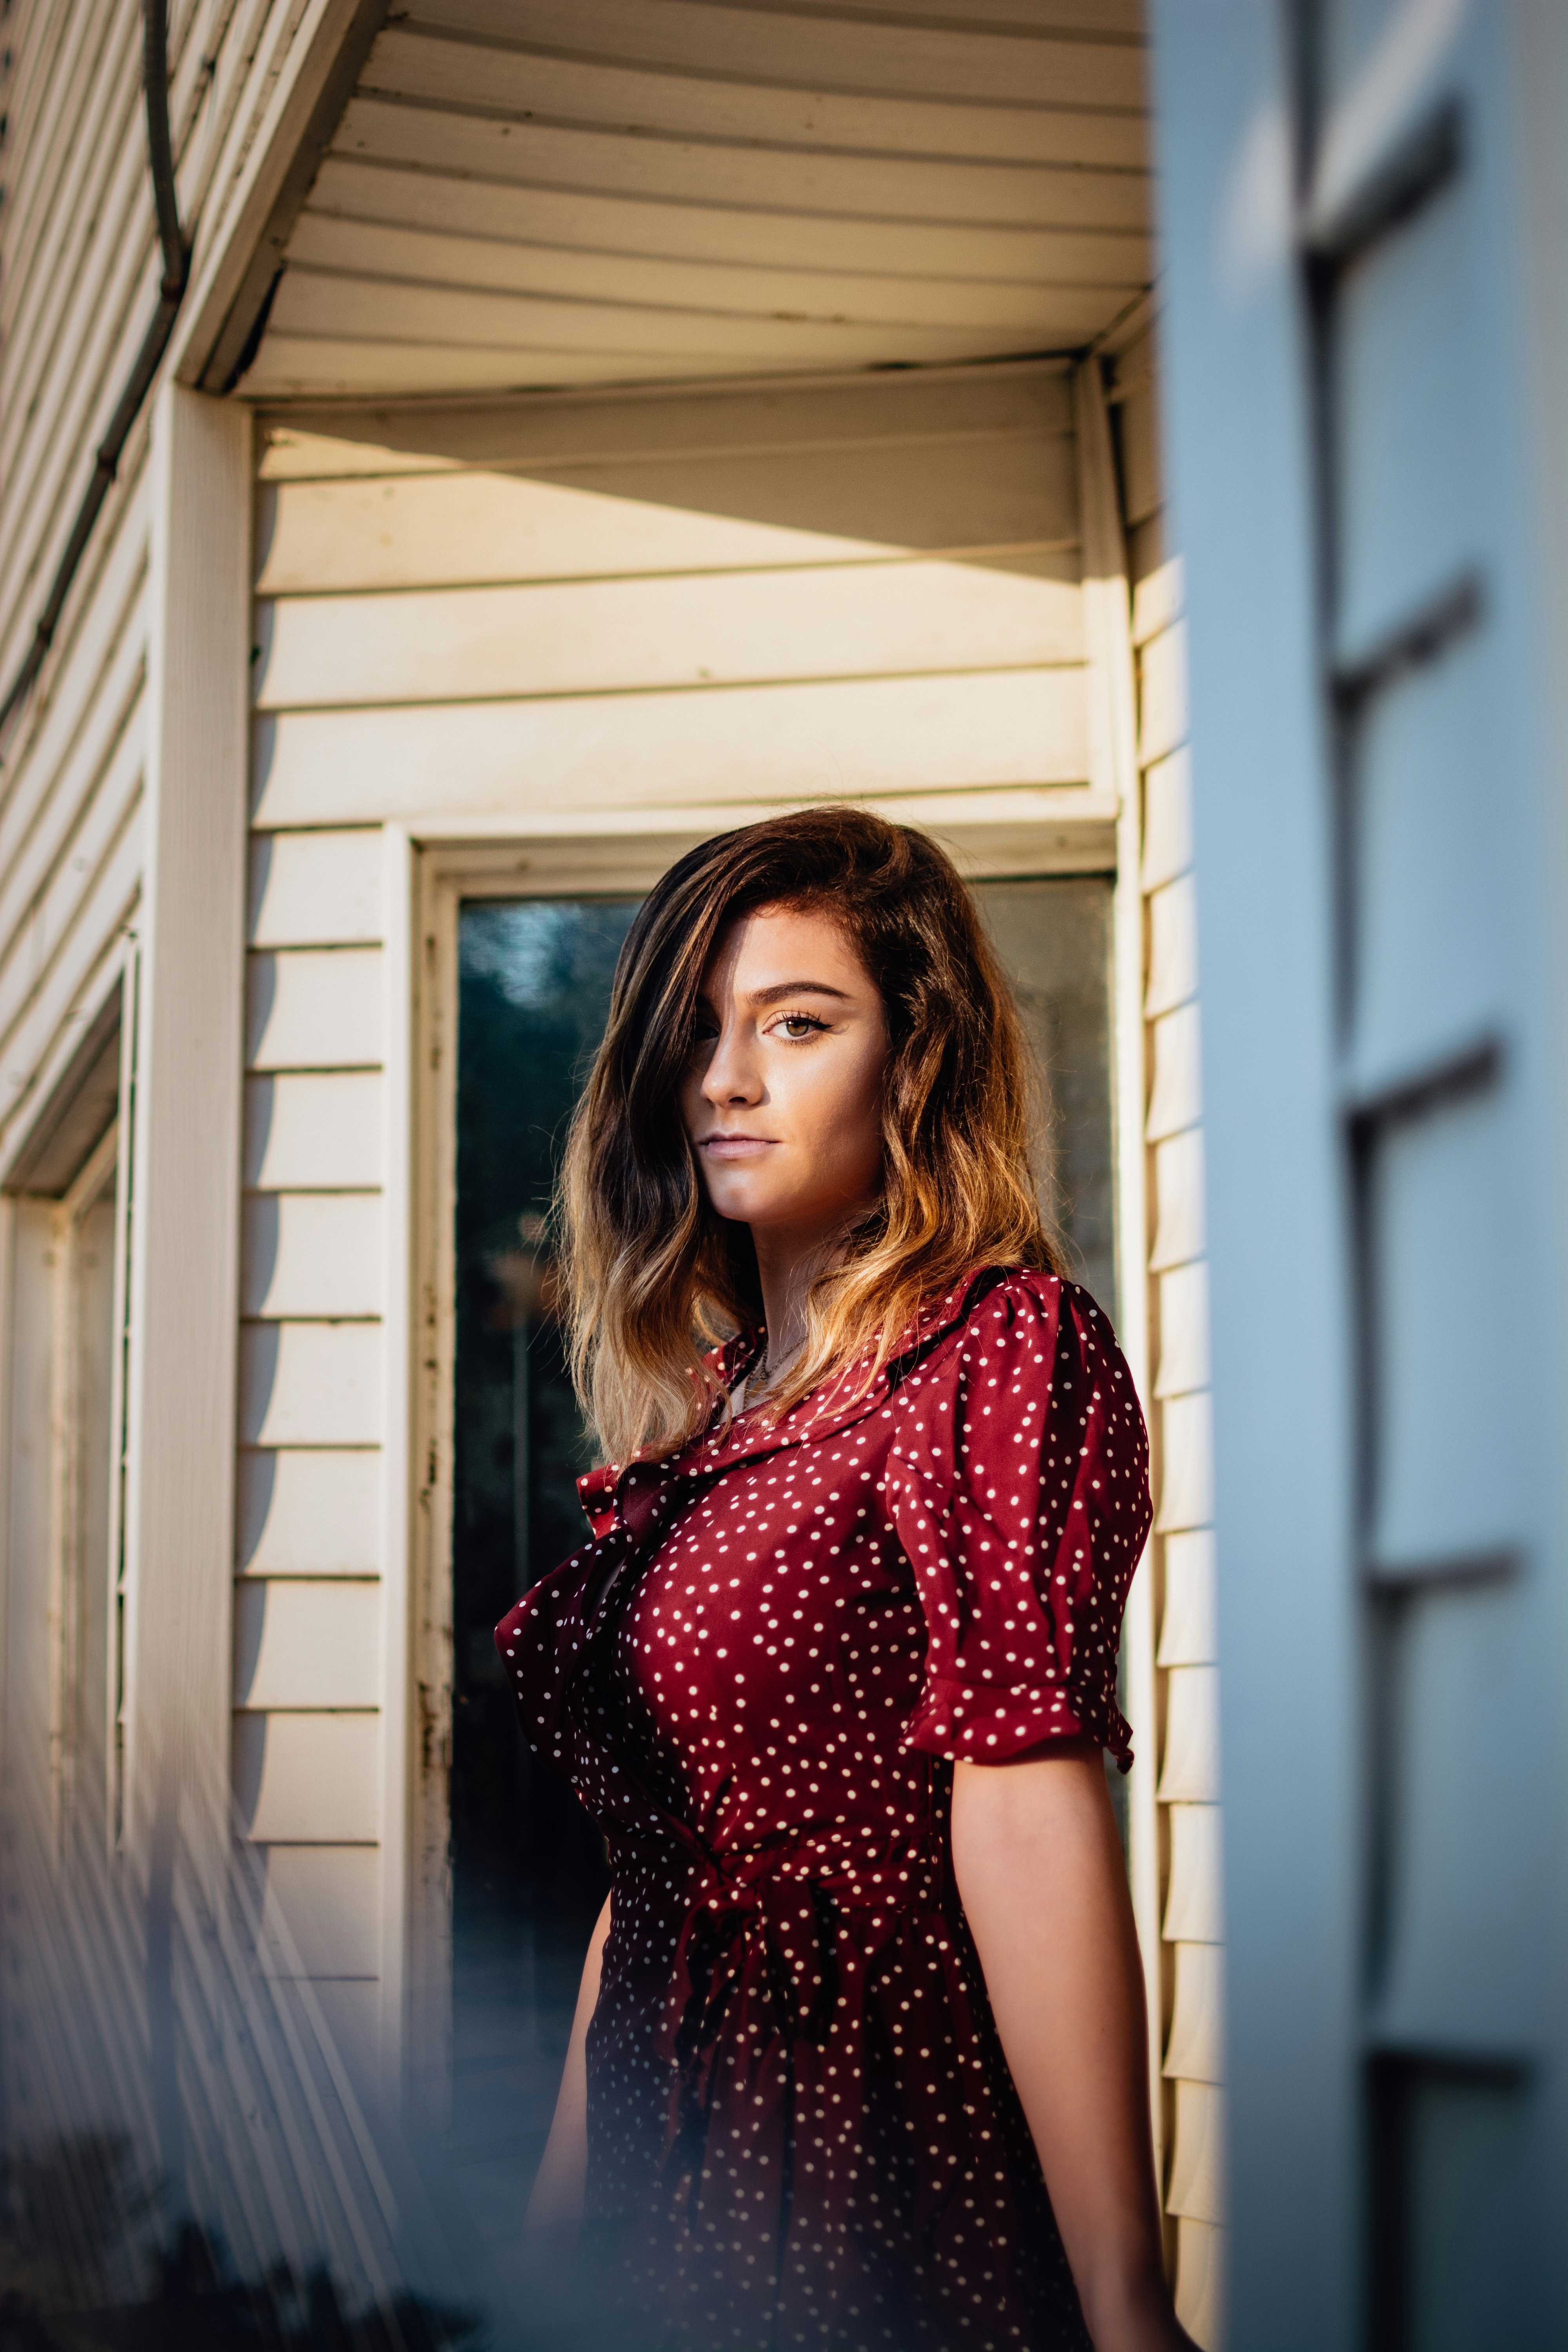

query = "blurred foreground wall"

[1152,3,1568,2344]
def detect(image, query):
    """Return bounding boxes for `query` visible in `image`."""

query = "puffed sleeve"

[887,1270,1151,1770]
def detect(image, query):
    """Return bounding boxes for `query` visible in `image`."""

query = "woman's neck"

[751,1227,835,1375]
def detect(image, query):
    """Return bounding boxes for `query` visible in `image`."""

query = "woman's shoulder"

[892,1261,1134,1427]
[937,1260,1116,1353]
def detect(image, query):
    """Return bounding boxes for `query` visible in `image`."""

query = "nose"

[701,1014,763,1108]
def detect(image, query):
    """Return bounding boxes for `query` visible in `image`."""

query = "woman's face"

[680,902,890,1241]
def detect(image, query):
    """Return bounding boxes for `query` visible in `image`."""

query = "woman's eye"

[777,1014,826,1040]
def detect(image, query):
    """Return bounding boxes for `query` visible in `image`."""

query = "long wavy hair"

[560,807,1064,1463]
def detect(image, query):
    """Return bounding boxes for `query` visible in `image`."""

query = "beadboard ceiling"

[239,0,1152,400]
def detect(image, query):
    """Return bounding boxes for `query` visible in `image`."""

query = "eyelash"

[769,1012,828,1041]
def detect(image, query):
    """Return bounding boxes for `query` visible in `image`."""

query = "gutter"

[0,0,189,751]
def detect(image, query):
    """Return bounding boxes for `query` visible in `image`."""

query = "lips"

[700,1134,777,1158]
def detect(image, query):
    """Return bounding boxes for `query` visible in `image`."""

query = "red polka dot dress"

[496,1267,1151,2351]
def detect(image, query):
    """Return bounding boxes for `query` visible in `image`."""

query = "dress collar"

[575,1265,1009,1543]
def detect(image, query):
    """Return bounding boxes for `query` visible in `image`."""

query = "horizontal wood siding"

[1114,315,1225,2347]
[240,2,1151,398]
[0,0,339,1176]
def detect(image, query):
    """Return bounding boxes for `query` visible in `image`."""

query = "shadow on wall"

[0,2135,479,2351]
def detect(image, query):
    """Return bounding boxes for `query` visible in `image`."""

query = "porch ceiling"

[238,0,1152,402]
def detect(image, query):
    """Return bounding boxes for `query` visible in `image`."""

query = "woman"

[496,809,1193,2352]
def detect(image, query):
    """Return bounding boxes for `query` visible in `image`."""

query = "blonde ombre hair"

[561,808,1063,1464]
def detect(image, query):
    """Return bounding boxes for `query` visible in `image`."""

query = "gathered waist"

[608,1820,947,1920]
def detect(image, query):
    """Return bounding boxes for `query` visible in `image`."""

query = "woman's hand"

[951,1744,1200,2352]
[521,1895,611,2252]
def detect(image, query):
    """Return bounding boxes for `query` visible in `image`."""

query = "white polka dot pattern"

[495,1267,1151,2348]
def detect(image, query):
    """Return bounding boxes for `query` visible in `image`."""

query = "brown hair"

[561,807,1063,1463]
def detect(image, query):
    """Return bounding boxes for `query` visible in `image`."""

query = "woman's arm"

[523,1895,612,2243]
[951,1744,1196,2352]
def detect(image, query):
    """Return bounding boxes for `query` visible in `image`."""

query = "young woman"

[496,809,1194,2352]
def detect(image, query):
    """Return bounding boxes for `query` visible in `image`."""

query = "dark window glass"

[448,874,1116,2239]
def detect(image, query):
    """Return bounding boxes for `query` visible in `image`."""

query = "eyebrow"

[745,980,853,1006]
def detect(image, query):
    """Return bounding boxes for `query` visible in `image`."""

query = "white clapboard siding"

[1132,557,1186,653]
[1156,1262,1212,1400]
[258,1845,381,1979]
[1151,1129,1207,1270]
[240,1193,384,1319]
[234,1579,381,1711]
[0,711,144,1057]
[408,0,1145,105]
[241,0,1151,398]
[1158,1532,1218,1670]
[1165,1804,1225,1945]
[237,1449,384,1577]
[1159,1666,1221,1808]
[0,461,149,916]
[1142,746,1194,891]
[245,949,384,1070]
[366,35,1143,172]
[1145,1003,1203,1143]
[1175,2220,1225,2351]
[1117,388,1224,2338]
[254,564,1086,711]
[1145,873,1200,1016]
[331,97,1146,236]
[1138,621,1191,767]
[268,271,1059,373]
[243,1071,385,1191]
[238,1321,383,1449]
[1160,1395,1215,1535]
[256,454,1079,600]
[1164,1941,1226,2085]
[247,830,384,947]
[252,671,1090,831]
[1166,2082,1227,2227]
[287,212,1144,332]
[302,157,1137,296]
[258,472,896,595]
[257,361,1074,471]
[0,806,143,1147]
[233,1711,381,1843]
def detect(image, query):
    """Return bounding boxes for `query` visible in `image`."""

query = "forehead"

[701,901,872,996]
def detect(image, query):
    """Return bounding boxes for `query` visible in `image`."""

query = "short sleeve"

[887,1271,1151,1771]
